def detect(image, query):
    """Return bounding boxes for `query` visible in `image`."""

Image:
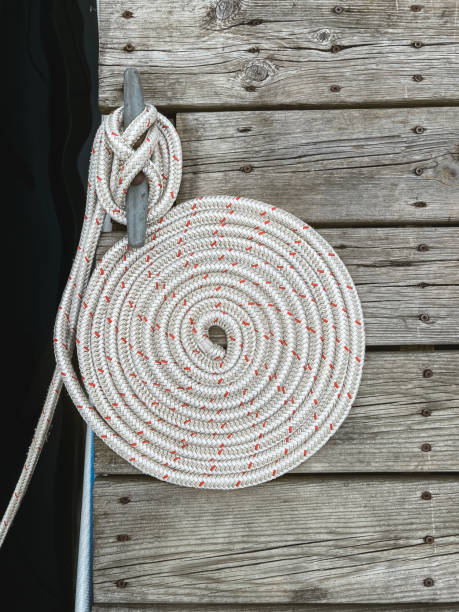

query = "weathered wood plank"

[93,350,459,475]
[96,228,459,346]
[92,475,459,604]
[176,108,459,225]
[93,605,459,611]
[98,0,459,110]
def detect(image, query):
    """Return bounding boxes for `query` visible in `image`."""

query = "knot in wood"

[244,59,273,82]
[316,28,331,44]
[215,0,240,21]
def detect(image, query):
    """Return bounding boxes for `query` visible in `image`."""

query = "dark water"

[1,1,98,609]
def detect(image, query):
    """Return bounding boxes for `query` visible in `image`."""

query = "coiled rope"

[1,103,365,544]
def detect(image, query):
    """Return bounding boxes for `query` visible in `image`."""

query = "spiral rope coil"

[1,104,365,544]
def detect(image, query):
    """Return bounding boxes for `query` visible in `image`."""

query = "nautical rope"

[1,103,365,544]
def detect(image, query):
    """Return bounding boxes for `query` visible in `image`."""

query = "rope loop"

[95,104,182,225]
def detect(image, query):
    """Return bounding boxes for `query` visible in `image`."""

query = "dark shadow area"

[1,1,98,609]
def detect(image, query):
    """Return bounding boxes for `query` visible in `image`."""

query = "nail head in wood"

[124,42,135,53]
[119,496,131,505]
[115,579,128,588]
[423,368,433,378]
[421,408,432,417]
[122,10,133,18]
[330,84,341,92]
[116,534,131,542]
[421,491,432,500]
[424,535,434,544]
[414,166,424,175]
[412,41,424,49]
[423,577,434,587]
[419,313,430,323]
[333,5,344,14]
[421,443,432,452]
[413,74,424,82]
[417,243,429,252]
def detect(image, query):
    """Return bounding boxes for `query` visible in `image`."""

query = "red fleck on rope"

[1,105,365,546]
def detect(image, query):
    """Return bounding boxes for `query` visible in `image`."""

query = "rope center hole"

[208,325,227,349]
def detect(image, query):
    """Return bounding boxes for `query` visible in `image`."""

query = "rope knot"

[95,104,182,225]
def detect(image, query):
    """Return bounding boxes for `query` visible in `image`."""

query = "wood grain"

[93,605,459,611]
[95,3,459,609]
[98,0,459,110]
[92,475,459,604]
[176,108,459,225]
[96,227,459,346]
[93,350,459,475]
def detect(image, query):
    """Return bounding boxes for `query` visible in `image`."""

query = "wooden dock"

[93,1,459,609]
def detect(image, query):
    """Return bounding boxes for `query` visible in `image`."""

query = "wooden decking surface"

[94,1,459,609]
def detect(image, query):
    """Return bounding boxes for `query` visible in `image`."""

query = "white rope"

[1,104,365,544]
